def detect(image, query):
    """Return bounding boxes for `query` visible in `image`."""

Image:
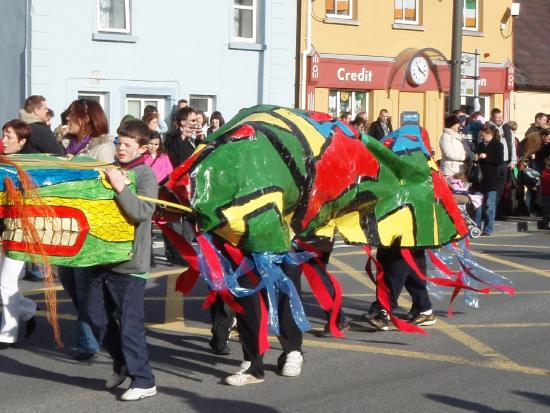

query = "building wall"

[0,0,27,121]
[299,0,514,152]
[27,0,296,129]
[513,91,550,138]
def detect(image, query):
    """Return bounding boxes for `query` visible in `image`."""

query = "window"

[326,0,352,19]
[463,0,479,31]
[189,95,216,117]
[328,90,368,119]
[125,95,166,120]
[78,92,107,109]
[394,0,419,25]
[97,0,130,33]
[233,0,256,42]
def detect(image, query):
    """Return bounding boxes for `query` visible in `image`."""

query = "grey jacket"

[103,164,158,275]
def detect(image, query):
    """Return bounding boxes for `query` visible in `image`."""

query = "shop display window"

[328,90,368,119]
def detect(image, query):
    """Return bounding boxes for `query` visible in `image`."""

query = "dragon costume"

[0,105,513,346]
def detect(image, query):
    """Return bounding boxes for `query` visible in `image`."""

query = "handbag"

[468,161,483,184]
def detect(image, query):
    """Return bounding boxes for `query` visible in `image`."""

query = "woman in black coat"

[473,124,504,235]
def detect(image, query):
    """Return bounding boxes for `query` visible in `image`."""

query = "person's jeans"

[58,267,100,353]
[475,191,497,234]
[87,271,155,389]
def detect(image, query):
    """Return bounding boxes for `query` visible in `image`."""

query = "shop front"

[307,50,514,151]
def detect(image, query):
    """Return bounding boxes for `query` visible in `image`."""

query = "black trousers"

[236,261,303,378]
[376,246,431,313]
[496,163,510,217]
[87,271,155,389]
[209,294,235,345]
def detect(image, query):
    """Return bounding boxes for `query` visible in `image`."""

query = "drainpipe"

[24,0,31,98]
[300,0,312,109]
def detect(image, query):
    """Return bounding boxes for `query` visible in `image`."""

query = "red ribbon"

[223,243,270,355]
[294,239,345,338]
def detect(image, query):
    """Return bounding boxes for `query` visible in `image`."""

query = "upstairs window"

[326,0,352,19]
[97,0,130,33]
[233,0,256,42]
[463,0,479,31]
[394,0,419,25]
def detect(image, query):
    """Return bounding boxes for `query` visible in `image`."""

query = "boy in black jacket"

[87,120,158,401]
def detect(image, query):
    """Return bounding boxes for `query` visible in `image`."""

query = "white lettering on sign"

[479,78,487,87]
[337,67,373,83]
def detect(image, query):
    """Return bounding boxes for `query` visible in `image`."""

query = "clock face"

[408,56,430,86]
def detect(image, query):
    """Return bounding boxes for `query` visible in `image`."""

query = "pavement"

[2,230,550,412]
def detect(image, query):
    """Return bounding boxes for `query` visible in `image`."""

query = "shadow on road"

[158,386,281,413]
[513,390,550,407]
[0,353,105,391]
[424,394,521,412]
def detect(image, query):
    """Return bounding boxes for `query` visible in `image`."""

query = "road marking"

[470,251,550,279]
[164,270,185,325]
[330,255,513,363]
[471,242,550,250]
[146,321,550,377]
[458,322,550,329]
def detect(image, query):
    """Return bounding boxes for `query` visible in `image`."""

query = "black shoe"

[25,316,36,339]
[363,310,390,331]
[74,352,97,362]
[0,342,15,350]
[209,338,231,356]
[320,320,350,337]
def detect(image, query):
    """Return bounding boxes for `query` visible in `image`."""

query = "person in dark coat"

[473,124,504,235]
[367,109,393,140]
[164,107,200,168]
[18,95,63,155]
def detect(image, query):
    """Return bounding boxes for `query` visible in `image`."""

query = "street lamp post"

[450,0,464,113]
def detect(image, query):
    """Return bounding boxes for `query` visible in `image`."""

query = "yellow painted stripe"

[330,255,513,362]
[165,270,184,325]
[471,242,550,250]
[471,251,550,279]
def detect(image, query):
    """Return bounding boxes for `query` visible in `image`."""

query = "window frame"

[189,95,216,117]
[233,0,257,43]
[77,92,107,109]
[394,0,420,26]
[462,0,479,31]
[97,0,131,34]
[125,95,166,120]
[326,0,353,20]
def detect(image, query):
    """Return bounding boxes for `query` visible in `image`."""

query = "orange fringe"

[1,155,62,348]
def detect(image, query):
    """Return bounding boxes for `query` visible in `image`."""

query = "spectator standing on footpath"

[19,95,63,282]
[87,120,157,401]
[18,95,63,155]
[473,124,504,236]
[58,98,115,361]
[540,157,550,229]
[0,120,37,349]
[164,107,200,169]
[207,111,225,136]
[143,105,168,135]
[439,115,472,177]
[487,108,516,218]
[368,109,393,140]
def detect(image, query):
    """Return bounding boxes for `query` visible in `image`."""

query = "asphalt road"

[1,231,550,413]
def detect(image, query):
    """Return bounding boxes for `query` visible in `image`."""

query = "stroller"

[448,175,483,238]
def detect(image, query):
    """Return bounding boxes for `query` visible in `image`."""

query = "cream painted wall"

[303,0,513,63]
[513,91,550,138]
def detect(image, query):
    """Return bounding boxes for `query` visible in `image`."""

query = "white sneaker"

[280,351,303,377]
[225,361,263,386]
[105,371,127,389]
[120,386,157,401]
